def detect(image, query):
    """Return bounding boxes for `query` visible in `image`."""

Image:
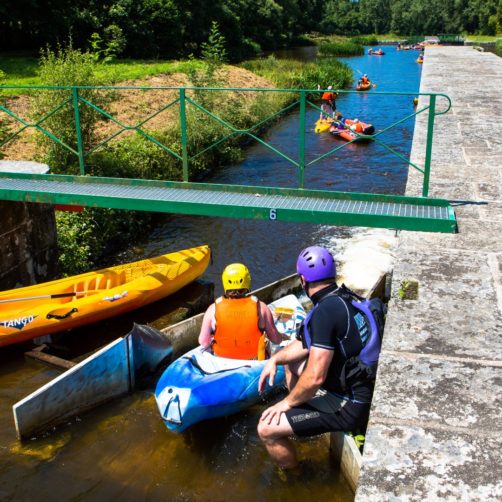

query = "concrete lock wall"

[0,200,58,289]
[0,161,58,289]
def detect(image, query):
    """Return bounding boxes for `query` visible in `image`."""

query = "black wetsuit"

[285,283,374,436]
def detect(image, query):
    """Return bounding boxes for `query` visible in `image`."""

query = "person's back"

[299,284,374,402]
[198,263,283,359]
[213,293,263,359]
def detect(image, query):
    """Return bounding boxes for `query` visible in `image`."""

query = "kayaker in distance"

[198,263,284,359]
[257,246,384,475]
[320,85,338,120]
[356,74,370,89]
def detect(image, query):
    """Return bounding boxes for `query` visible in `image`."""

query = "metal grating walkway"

[0,172,457,233]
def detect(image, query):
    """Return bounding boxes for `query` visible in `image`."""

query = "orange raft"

[0,245,211,347]
[329,119,375,142]
[356,81,372,91]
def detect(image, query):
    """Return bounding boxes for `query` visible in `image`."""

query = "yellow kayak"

[0,245,211,347]
[315,118,333,133]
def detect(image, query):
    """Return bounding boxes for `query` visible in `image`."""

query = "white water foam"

[325,228,399,295]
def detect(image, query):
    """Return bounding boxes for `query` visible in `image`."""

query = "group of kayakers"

[316,81,373,140]
[318,74,370,122]
[198,246,384,477]
[196,72,384,476]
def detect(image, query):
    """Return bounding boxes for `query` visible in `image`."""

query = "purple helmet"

[296,246,336,282]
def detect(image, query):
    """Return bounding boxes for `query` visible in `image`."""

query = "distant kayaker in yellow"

[320,86,338,120]
[198,263,283,359]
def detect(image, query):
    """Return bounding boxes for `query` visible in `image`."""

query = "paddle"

[0,291,100,304]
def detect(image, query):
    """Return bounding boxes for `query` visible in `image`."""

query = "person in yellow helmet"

[198,263,284,360]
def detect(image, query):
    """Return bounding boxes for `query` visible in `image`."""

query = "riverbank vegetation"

[318,41,365,57]
[2,30,352,275]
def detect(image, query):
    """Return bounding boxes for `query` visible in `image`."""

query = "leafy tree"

[188,21,228,106]
[201,21,228,68]
[359,0,391,34]
[89,25,127,63]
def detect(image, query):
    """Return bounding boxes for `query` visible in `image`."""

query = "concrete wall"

[0,201,58,289]
[0,161,58,289]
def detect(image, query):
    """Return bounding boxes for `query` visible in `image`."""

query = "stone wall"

[0,201,58,289]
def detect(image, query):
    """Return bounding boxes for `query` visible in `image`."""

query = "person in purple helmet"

[257,245,380,474]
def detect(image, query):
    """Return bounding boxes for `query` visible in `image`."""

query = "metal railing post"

[298,91,306,188]
[423,94,436,197]
[179,88,189,182]
[72,87,85,175]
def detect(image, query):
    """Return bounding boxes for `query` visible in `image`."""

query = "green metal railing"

[0,85,451,198]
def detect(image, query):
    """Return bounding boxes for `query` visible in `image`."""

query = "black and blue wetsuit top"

[297,283,375,403]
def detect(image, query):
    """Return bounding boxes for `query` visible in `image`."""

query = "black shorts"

[285,390,371,437]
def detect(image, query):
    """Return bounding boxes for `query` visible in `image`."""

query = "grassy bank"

[0,54,203,93]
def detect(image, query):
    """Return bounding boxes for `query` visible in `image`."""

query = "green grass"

[94,59,203,83]
[463,34,502,42]
[0,54,203,92]
[241,56,353,91]
[318,41,364,57]
[350,35,379,46]
[0,55,39,86]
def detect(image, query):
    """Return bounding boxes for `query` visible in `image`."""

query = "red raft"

[368,48,385,55]
[329,118,375,142]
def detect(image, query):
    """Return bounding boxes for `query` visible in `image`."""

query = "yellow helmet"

[222,263,251,291]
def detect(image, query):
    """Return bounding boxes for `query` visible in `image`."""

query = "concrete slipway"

[356,47,502,500]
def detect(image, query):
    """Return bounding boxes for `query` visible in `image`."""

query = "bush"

[351,35,379,46]
[32,41,110,173]
[318,41,364,57]
[56,207,156,276]
[242,56,353,91]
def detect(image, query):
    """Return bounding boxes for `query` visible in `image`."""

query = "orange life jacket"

[213,295,264,359]
[321,91,336,102]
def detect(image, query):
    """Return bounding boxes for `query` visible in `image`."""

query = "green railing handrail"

[0,85,451,197]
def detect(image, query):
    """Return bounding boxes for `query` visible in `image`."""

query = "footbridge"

[0,85,456,233]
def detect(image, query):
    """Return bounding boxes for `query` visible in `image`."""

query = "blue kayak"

[155,294,306,433]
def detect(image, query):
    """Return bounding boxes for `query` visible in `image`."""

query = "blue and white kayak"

[154,294,306,433]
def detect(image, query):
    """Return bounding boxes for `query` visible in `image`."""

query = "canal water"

[0,46,422,501]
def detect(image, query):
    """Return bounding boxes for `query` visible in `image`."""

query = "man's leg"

[257,412,298,470]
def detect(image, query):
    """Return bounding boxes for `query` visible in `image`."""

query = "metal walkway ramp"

[0,172,457,233]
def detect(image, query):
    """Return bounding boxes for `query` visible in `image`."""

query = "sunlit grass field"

[0,53,203,93]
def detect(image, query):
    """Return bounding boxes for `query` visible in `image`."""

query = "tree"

[360,0,391,34]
